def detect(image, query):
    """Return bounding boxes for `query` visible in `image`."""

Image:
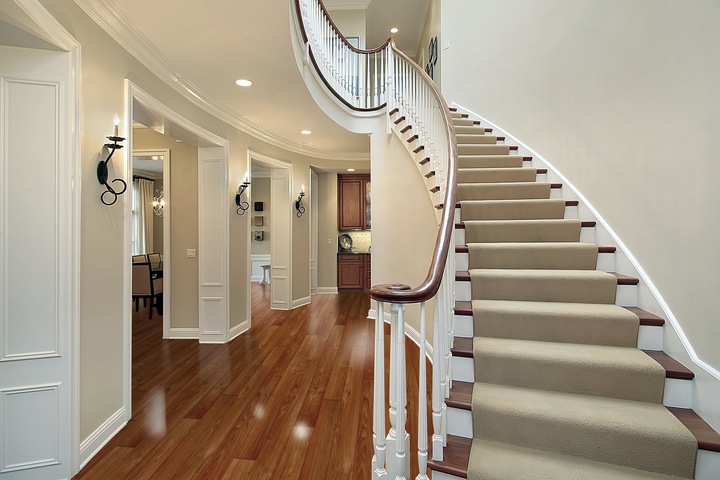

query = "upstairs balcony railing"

[294,1,458,478]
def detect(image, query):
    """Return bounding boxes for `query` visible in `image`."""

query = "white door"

[310,170,318,295]
[197,146,229,343]
[270,167,291,310]
[0,45,72,479]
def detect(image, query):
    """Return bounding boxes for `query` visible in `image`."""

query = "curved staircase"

[387,109,720,479]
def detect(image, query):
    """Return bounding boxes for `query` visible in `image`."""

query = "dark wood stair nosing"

[509,146,519,151]
[455,221,596,229]
[454,270,637,285]
[400,125,412,134]
[455,245,614,254]
[428,434,471,478]
[447,380,473,411]
[393,116,406,125]
[389,107,399,116]
[438,200,578,210]
[414,145,425,154]
[407,134,419,143]
[667,407,720,453]
[419,157,430,166]
[425,170,436,179]
[523,156,533,161]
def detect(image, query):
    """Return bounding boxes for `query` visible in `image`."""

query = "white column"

[373,301,388,479]
[417,302,429,480]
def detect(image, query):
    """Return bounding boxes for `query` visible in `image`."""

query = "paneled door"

[0,46,72,478]
[270,167,291,310]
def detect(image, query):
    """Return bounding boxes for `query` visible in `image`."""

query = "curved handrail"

[370,41,458,304]
[294,0,457,304]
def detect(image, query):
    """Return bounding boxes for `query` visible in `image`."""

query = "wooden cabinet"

[338,174,370,230]
[338,254,371,292]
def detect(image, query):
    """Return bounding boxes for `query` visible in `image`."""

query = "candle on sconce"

[301,184,306,194]
[113,114,120,137]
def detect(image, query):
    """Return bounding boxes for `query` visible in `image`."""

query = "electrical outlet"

[187,249,196,258]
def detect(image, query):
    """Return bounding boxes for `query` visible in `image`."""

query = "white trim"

[292,296,312,309]
[368,309,434,362]
[133,148,171,339]
[317,287,339,294]
[229,321,249,341]
[72,0,368,162]
[453,102,720,382]
[166,327,199,339]
[78,407,126,470]
[10,1,83,474]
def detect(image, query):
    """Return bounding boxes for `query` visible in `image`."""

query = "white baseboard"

[229,320,249,341]
[317,287,338,294]
[368,309,434,362]
[292,296,311,308]
[79,407,126,470]
[166,327,199,339]
[250,275,263,282]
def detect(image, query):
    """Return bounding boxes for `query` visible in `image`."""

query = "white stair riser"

[452,356,474,383]
[454,314,473,338]
[615,284,637,307]
[456,251,615,273]
[664,378,693,409]
[696,450,720,480]
[455,229,465,246]
[431,469,466,480]
[596,252,615,273]
[447,406,473,439]
[638,324,663,351]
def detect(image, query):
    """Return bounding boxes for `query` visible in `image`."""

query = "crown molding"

[73,0,369,161]
[323,0,372,10]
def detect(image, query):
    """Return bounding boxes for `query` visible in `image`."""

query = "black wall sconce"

[97,114,127,206]
[295,184,306,218]
[235,172,251,215]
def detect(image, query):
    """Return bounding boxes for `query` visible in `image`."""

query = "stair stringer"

[450,103,720,465]
[388,111,443,222]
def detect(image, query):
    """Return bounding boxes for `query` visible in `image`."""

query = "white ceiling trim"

[73,0,369,161]
[324,0,372,10]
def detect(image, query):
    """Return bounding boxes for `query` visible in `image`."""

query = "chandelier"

[152,189,165,216]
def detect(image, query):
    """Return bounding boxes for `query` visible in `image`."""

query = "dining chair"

[146,252,162,279]
[132,262,163,319]
[132,254,147,263]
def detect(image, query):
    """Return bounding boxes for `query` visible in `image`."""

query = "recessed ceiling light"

[235,79,252,87]
[301,130,312,135]
[347,168,355,172]
[390,27,399,33]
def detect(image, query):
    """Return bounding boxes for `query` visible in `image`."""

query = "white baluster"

[373,301,388,479]
[387,303,398,474]
[417,302,429,480]
[396,304,408,480]
[432,297,443,460]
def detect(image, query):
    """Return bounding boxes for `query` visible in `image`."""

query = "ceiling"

[103,0,431,160]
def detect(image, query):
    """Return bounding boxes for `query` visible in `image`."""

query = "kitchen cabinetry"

[338,174,370,230]
[338,254,371,292]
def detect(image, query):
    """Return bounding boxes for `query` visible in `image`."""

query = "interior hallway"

[75,284,431,479]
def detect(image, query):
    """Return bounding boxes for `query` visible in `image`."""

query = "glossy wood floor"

[76,284,431,479]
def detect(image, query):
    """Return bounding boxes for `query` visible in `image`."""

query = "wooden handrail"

[370,39,458,304]
[294,0,458,304]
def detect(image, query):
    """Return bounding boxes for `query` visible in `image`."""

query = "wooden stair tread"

[456,271,637,285]
[642,350,694,379]
[393,116,405,125]
[389,107,399,115]
[430,186,440,193]
[425,171,436,178]
[455,245,614,254]
[413,145,425,153]
[428,434,471,478]
[451,336,473,357]
[449,107,457,112]
[509,146,519,150]
[438,200,578,210]
[447,380,473,410]
[624,307,665,326]
[407,134,418,143]
[419,157,430,165]
[455,301,664,328]
[551,183,563,189]
[455,222,597,229]
[400,125,412,133]
[598,246,616,253]
[667,407,720,453]
[537,168,548,174]
[523,156,532,161]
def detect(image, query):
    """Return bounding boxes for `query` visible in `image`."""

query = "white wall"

[326,9,367,49]
[441,0,720,428]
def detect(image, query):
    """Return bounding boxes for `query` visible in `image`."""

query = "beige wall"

[250,177,271,255]
[416,0,441,88]
[326,9,367,49]
[317,172,338,289]
[371,122,438,341]
[133,128,199,330]
[38,0,369,441]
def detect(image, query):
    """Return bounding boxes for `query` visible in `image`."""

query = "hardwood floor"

[76,283,431,479]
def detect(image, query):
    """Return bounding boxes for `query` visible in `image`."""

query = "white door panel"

[0,45,71,479]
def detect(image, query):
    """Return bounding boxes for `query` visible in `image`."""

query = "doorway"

[123,80,230,422]
[131,148,170,333]
[248,152,293,311]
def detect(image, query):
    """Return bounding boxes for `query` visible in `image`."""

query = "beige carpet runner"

[453,117,698,479]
